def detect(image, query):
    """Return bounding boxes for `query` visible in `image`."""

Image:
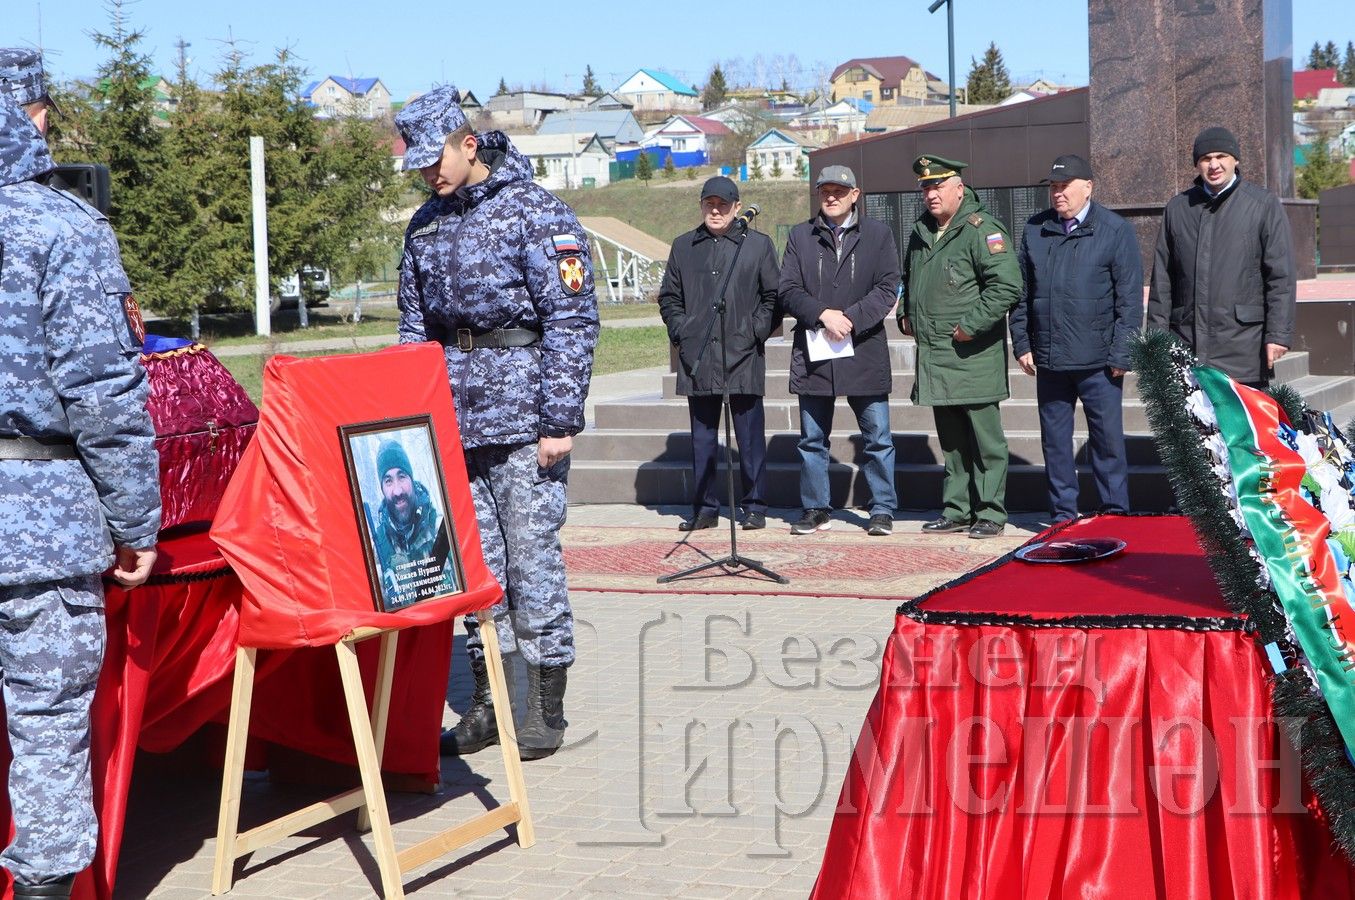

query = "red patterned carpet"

[561,523,1024,598]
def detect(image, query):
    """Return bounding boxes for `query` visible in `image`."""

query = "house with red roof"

[640,114,732,167]
[1295,68,1341,104]
[830,56,939,106]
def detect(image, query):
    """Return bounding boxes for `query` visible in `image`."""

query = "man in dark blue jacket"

[1009,155,1143,522]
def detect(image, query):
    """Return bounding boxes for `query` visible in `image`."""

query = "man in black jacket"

[780,166,901,536]
[1147,127,1295,387]
[658,176,781,531]
[1010,155,1143,523]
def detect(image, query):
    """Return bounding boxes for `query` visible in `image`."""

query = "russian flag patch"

[985,232,1007,254]
[551,233,582,254]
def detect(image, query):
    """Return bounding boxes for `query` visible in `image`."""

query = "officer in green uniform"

[898,155,1023,538]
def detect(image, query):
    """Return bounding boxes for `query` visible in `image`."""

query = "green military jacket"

[898,188,1023,406]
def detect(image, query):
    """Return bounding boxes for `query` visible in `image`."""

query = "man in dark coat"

[658,176,781,531]
[1147,126,1295,387]
[780,165,901,536]
[898,155,1023,539]
[1010,154,1143,522]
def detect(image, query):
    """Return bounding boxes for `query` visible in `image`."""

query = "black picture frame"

[338,415,465,612]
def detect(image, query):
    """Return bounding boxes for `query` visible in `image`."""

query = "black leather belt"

[0,435,78,460]
[455,327,542,352]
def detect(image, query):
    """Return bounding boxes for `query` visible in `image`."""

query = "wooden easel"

[211,608,533,897]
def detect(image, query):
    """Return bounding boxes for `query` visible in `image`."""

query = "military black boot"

[439,655,503,756]
[12,877,75,898]
[518,664,568,761]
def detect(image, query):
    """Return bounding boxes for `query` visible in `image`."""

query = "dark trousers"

[688,394,767,516]
[1036,367,1129,521]
[933,402,1008,525]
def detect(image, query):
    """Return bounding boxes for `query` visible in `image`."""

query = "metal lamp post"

[928,0,956,118]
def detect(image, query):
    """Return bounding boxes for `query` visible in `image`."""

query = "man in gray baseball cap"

[0,48,60,119]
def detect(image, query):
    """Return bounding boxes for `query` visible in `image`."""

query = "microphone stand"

[659,215,788,586]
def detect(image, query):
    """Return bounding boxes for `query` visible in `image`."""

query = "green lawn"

[220,326,669,404]
[557,178,813,255]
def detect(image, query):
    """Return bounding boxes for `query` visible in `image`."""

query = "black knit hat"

[1192,127,1240,163]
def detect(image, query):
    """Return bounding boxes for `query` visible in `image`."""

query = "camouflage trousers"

[0,574,104,884]
[463,442,574,667]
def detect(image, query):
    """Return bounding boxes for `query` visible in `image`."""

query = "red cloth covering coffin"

[141,340,258,530]
[811,514,1355,900]
[211,343,502,648]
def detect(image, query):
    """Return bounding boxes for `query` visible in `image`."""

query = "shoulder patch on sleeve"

[985,232,1008,254]
[966,213,984,227]
[410,220,439,239]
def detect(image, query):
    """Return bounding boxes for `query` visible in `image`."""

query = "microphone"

[734,203,761,230]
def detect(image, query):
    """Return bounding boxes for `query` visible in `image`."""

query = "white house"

[301,76,392,119]
[746,128,821,179]
[510,133,611,190]
[614,69,700,112]
[641,115,732,166]
[1338,121,1355,156]
[1314,87,1355,110]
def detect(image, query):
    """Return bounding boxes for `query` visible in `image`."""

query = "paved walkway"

[115,504,1045,898]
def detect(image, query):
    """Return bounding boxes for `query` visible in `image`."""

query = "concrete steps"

[571,339,1355,512]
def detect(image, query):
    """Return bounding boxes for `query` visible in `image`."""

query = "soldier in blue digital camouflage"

[0,49,160,899]
[395,85,598,761]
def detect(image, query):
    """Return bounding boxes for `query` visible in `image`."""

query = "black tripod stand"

[659,218,788,586]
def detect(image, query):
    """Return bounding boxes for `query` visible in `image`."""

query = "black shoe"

[440,655,501,756]
[678,512,718,532]
[866,514,893,536]
[969,520,1005,539]
[922,516,971,533]
[13,878,75,899]
[518,664,568,761]
[790,509,832,534]
[741,511,766,530]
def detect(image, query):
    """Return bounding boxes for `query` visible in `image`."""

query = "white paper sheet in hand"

[806,328,855,362]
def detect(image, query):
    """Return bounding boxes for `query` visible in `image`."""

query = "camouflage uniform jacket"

[397,131,600,448]
[0,96,160,586]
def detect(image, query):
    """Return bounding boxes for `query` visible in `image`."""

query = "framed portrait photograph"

[338,415,464,612]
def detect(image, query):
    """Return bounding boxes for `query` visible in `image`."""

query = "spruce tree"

[87,1,176,313]
[662,154,676,179]
[1308,41,1326,70]
[770,157,783,179]
[496,77,509,95]
[635,149,653,183]
[535,156,548,178]
[1297,137,1352,199]
[966,42,1012,105]
[1325,41,1341,69]
[1343,42,1355,86]
[582,65,600,95]
[702,65,728,111]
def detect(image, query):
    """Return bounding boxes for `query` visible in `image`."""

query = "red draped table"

[812,514,1355,899]
[0,527,455,900]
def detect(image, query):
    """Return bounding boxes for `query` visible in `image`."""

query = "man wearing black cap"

[780,165,900,536]
[658,176,781,531]
[1147,126,1295,387]
[1010,155,1142,523]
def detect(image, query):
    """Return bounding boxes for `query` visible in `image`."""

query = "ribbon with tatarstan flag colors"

[1195,366,1355,756]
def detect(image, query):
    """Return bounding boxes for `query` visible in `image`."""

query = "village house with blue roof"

[613,68,700,112]
[300,75,392,119]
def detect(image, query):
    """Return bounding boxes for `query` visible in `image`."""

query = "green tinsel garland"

[1131,329,1355,859]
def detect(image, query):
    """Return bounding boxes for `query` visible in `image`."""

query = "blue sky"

[12,0,1353,102]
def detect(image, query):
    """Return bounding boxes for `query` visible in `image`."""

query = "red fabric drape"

[812,516,1355,899]
[211,344,502,648]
